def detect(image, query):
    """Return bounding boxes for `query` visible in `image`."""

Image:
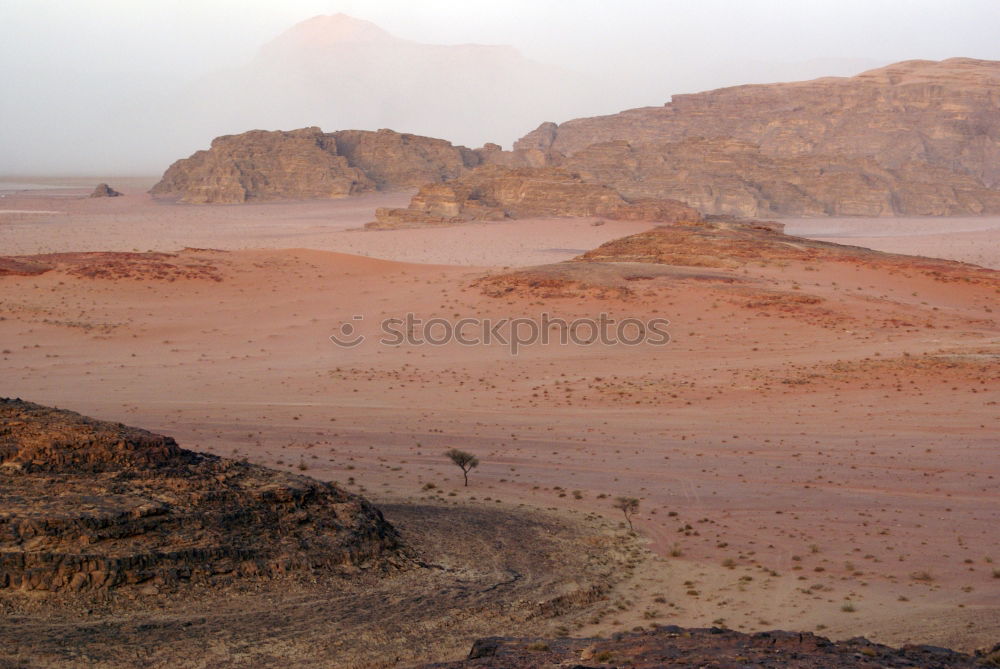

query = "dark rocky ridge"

[0,399,405,593]
[420,626,998,668]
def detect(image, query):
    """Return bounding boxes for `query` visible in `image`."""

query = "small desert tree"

[445,448,479,486]
[614,496,640,531]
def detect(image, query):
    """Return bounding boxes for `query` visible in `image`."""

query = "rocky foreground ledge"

[0,398,405,593]
[421,626,1000,668]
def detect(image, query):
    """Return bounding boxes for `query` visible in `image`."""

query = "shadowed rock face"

[515,58,1000,216]
[150,127,480,204]
[0,399,405,593]
[369,166,702,228]
[419,626,995,668]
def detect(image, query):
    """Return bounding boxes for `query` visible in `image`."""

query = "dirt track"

[0,502,637,668]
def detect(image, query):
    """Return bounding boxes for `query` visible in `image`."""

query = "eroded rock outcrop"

[150,128,373,203]
[0,399,405,593]
[421,626,994,668]
[515,58,1000,216]
[369,165,701,228]
[89,183,123,198]
[330,129,480,188]
[150,127,482,204]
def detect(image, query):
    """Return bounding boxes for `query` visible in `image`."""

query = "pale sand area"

[2,180,1000,269]
[0,182,653,267]
[785,217,1000,270]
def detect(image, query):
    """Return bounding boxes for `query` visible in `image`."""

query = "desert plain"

[1,178,997,666]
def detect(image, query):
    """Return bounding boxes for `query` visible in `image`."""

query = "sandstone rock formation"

[330,128,480,189]
[150,127,480,204]
[89,183,122,198]
[421,626,994,668]
[150,128,372,203]
[369,166,701,228]
[0,398,404,593]
[517,58,1000,180]
[474,143,550,170]
[515,58,1000,216]
[560,137,1000,217]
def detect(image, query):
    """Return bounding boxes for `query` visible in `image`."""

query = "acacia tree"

[613,496,640,531]
[444,448,479,486]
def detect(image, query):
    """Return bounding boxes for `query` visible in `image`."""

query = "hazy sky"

[2,0,1000,174]
[5,0,999,75]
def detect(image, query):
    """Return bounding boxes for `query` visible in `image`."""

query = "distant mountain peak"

[264,13,398,51]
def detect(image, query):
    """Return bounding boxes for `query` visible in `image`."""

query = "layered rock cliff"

[0,398,405,592]
[515,58,1000,216]
[369,165,701,228]
[151,127,481,204]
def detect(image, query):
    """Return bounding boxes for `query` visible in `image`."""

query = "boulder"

[89,183,123,198]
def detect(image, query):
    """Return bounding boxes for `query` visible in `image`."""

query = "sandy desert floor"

[1,181,998,661]
[785,217,1000,271]
[4,181,1000,268]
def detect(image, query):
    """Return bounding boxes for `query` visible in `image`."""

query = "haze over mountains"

[0,12,890,176]
[172,15,605,158]
[1,14,605,175]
